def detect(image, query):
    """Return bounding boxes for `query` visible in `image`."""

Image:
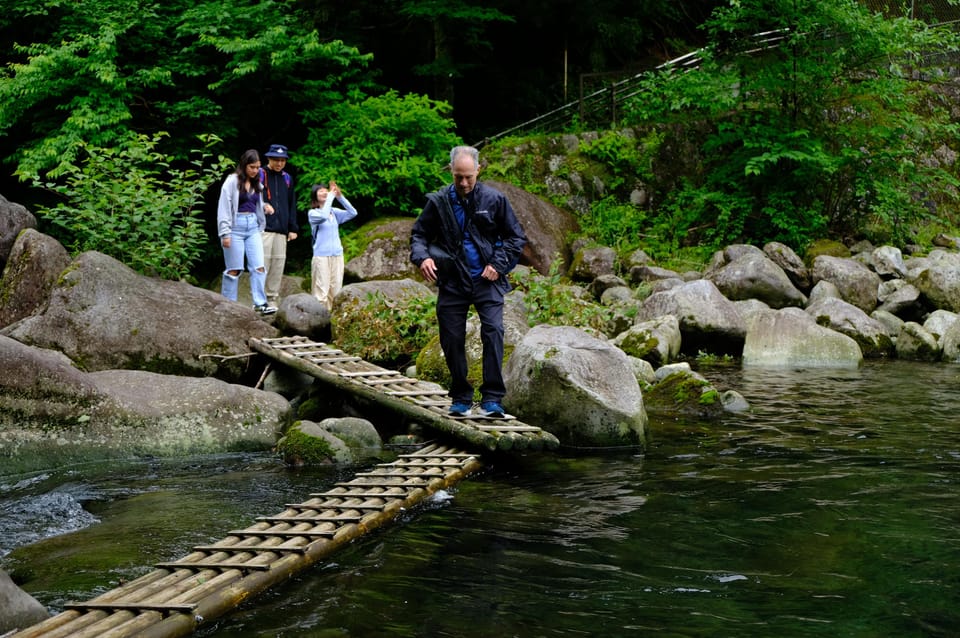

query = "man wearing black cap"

[260,144,298,307]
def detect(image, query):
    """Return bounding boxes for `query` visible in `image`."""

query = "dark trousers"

[436,280,506,404]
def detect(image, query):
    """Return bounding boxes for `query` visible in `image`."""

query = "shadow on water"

[3,360,960,637]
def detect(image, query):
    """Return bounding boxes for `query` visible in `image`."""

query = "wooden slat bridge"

[248,335,559,454]
[13,445,481,638]
[12,337,557,637]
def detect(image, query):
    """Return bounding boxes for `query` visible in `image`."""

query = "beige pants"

[262,232,288,304]
[312,255,345,309]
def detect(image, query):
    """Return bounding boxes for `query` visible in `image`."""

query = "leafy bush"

[512,260,611,332]
[34,133,228,280]
[333,291,438,366]
[298,91,462,217]
[621,0,960,249]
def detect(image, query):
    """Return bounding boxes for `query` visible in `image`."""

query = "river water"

[1,360,958,637]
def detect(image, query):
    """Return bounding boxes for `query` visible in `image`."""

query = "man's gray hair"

[450,145,480,169]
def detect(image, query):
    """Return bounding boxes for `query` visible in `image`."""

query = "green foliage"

[576,197,647,255]
[621,0,960,249]
[334,291,438,366]
[298,90,462,217]
[0,0,372,181]
[34,133,228,280]
[512,260,611,331]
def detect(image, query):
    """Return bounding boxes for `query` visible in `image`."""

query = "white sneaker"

[254,304,277,315]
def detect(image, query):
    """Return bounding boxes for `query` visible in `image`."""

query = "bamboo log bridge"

[13,445,481,638]
[248,335,559,453]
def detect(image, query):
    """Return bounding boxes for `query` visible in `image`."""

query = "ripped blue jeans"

[221,213,268,307]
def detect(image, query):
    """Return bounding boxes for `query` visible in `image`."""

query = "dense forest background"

[2,0,960,280]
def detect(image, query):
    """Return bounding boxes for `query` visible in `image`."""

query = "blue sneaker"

[479,401,505,418]
[449,401,472,417]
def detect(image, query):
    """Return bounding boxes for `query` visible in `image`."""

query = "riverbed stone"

[0,568,49,634]
[743,307,863,368]
[805,297,895,358]
[941,318,960,362]
[764,241,811,292]
[504,324,646,448]
[0,229,71,330]
[706,251,807,308]
[811,255,882,313]
[871,245,908,278]
[896,322,941,361]
[612,314,681,367]
[911,259,960,313]
[876,281,922,320]
[0,336,288,474]
[0,193,36,273]
[634,279,746,355]
[643,367,725,420]
[275,292,330,339]
[1,250,278,382]
[569,244,616,282]
[922,309,959,344]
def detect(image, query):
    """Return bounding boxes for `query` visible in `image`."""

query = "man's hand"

[419,257,438,282]
[481,265,499,281]
[264,204,275,215]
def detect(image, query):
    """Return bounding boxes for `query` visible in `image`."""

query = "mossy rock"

[275,421,351,466]
[643,371,725,420]
[804,239,851,266]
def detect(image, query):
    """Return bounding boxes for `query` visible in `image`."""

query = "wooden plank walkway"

[12,444,482,638]
[248,336,559,453]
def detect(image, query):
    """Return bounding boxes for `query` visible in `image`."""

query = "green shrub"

[34,133,228,281]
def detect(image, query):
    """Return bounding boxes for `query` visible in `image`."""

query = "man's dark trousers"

[436,279,506,404]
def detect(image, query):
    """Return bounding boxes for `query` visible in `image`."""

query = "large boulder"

[634,279,746,355]
[0,229,72,329]
[0,568,49,634]
[763,241,811,292]
[805,297,895,358]
[871,245,908,278]
[568,244,616,282]
[344,218,421,283]
[332,278,437,365]
[743,307,863,368]
[2,251,278,381]
[276,417,382,466]
[275,292,330,340]
[486,179,580,276]
[504,325,646,448]
[876,280,923,320]
[0,193,37,272]
[910,255,960,313]
[706,251,807,309]
[0,336,288,474]
[811,255,882,313]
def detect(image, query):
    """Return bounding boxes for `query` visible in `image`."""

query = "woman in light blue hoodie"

[307,181,358,309]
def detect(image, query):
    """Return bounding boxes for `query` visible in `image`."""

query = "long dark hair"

[235,149,262,193]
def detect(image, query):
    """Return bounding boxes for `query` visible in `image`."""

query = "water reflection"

[2,361,959,637]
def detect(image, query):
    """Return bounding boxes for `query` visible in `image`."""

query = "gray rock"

[763,241,811,291]
[871,309,904,339]
[629,264,683,285]
[806,297,895,358]
[644,366,726,420]
[627,355,656,385]
[0,193,37,273]
[706,252,807,308]
[504,325,646,448]
[871,245,908,278]
[635,279,746,355]
[276,292,330,339]
[588,273,629,300]
[811,255,882,313]
[569,245,616,282]
[923,309,959,343]
[487,179,580,277]
[721,390,750,413]
[941,318,960,362]
[910,260,960,313]
[896,322,941,361]
[623,249,653,270]
[0,337,287,474]
[743,308,863,368]
[612,314,681,367]
[653,361,691,382]
[277,420,353,465]
[0,229,71,330]
[876,282,922,319]
[0,568,49,634]
[319,416,382,459]
[600,285,635,305]
[345,218,420,282]
[807,279,842,304]
[2,251,278,382]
